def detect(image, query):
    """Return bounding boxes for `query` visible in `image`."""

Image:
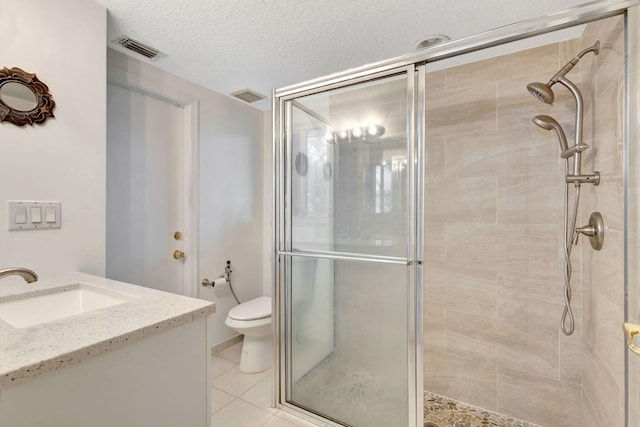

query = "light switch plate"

[8,201,61,231]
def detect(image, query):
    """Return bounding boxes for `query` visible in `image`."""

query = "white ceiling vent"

[231,89,267,104]
[113,36,166,61]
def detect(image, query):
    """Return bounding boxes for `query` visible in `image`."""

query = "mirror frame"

[0,67,55,127]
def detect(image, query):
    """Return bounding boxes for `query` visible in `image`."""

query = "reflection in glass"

[290,75,408,257]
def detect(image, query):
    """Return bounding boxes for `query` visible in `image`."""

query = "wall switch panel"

[8,201,61,231]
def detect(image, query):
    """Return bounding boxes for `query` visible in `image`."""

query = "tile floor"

[211,342,322,427]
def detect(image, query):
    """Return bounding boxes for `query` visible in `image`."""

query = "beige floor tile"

[240,375,277,414]
[211,355,236,378]
[213,366,270,397]
[211,387,235,414]
[262,415,297,427]
[211,399,273,427]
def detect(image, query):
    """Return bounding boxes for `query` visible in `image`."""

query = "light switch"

[30,207,42,223]
[14,206,27,224]
[8,200,61,231]
[45,207,56,223]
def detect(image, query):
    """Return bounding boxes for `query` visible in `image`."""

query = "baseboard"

[210,334,243,355]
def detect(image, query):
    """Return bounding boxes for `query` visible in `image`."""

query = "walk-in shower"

[274,2,640,426]
[528,41,603,336]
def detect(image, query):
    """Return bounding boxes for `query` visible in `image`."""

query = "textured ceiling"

[96,0,590,109]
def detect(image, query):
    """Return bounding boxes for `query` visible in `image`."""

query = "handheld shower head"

[527,82,554,105]
[532,115,569,153]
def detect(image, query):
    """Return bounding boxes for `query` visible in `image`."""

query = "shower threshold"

[424,391,541,427]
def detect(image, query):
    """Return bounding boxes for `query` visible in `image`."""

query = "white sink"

[0,284,138,328]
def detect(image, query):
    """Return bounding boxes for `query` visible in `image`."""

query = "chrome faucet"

[0,267,38,283]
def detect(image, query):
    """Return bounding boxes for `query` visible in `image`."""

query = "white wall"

[263,110,273,297]
[107,49,265,346]
[0,0,106,278]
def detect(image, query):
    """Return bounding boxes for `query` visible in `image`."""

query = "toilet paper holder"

[201,259,231,287]
[201,275,227,287]
[201,260,241,304]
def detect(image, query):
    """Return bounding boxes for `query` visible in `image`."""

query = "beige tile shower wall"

[424,16,626,426]
[579,15,626,427]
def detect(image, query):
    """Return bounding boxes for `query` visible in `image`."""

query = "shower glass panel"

[290,75,409,258]
[279,69,417,427]
[288,258,408,426]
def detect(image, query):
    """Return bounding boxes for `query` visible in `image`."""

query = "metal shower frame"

[272,1,640,426]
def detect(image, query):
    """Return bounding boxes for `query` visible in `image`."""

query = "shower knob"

[575,211,604,250]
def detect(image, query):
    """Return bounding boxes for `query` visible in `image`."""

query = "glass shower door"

[276,69,419,427]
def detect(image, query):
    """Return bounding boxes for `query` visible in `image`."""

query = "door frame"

[107,64,200,298]
[625,5,640,427]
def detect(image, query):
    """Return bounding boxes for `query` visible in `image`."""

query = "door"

[106,82,188,295]
[276,68,421,427]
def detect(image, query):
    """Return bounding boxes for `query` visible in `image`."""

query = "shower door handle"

[624,322,640,356]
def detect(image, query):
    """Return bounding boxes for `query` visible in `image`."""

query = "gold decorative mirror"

[0,67,55,126]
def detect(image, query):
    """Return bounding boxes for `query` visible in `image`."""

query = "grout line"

[212,396,237,415]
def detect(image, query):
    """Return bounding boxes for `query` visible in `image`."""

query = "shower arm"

[557,76,600,185]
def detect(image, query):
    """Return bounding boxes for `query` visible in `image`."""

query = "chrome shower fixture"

[527,82,555,105]
[532,115,591,160]
[532,115,568,152]
[527,41,603,337]
[560,142,589,159]
[527,40,600,181]
[526,41,600,105]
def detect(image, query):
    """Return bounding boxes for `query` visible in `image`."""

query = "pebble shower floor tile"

[424,391,540,427]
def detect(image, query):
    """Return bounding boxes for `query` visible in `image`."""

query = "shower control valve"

[574,211,604,250]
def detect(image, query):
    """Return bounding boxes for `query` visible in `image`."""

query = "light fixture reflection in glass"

[328,125,385,143]
[325,132,335,143]
[366,125,384,137]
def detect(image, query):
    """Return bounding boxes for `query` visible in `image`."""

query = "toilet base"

[240,334,272,373]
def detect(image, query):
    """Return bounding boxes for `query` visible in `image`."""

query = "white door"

[106,82,188,295]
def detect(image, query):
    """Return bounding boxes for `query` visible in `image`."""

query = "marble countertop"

[0,272,215,387]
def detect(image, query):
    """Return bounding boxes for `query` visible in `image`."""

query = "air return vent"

[231,89,266,104]
[113,36,166,61]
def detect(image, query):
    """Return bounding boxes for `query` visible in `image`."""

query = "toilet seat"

[227,296,271,321]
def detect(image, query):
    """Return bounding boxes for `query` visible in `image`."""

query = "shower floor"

[292,355,405,426]
[290,355,538,427]
[424,391,540,427]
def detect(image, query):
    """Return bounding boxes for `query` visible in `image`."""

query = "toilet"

[224,296,272,373]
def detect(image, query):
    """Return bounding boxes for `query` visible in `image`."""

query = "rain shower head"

[532,115,569,153]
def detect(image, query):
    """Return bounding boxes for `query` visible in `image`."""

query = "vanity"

[0,272,215,427]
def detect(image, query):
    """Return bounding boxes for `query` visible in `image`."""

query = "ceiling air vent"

[113,36,166,61]
[231,89,266,104]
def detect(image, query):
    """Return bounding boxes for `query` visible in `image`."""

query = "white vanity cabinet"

[0,273,214,427]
